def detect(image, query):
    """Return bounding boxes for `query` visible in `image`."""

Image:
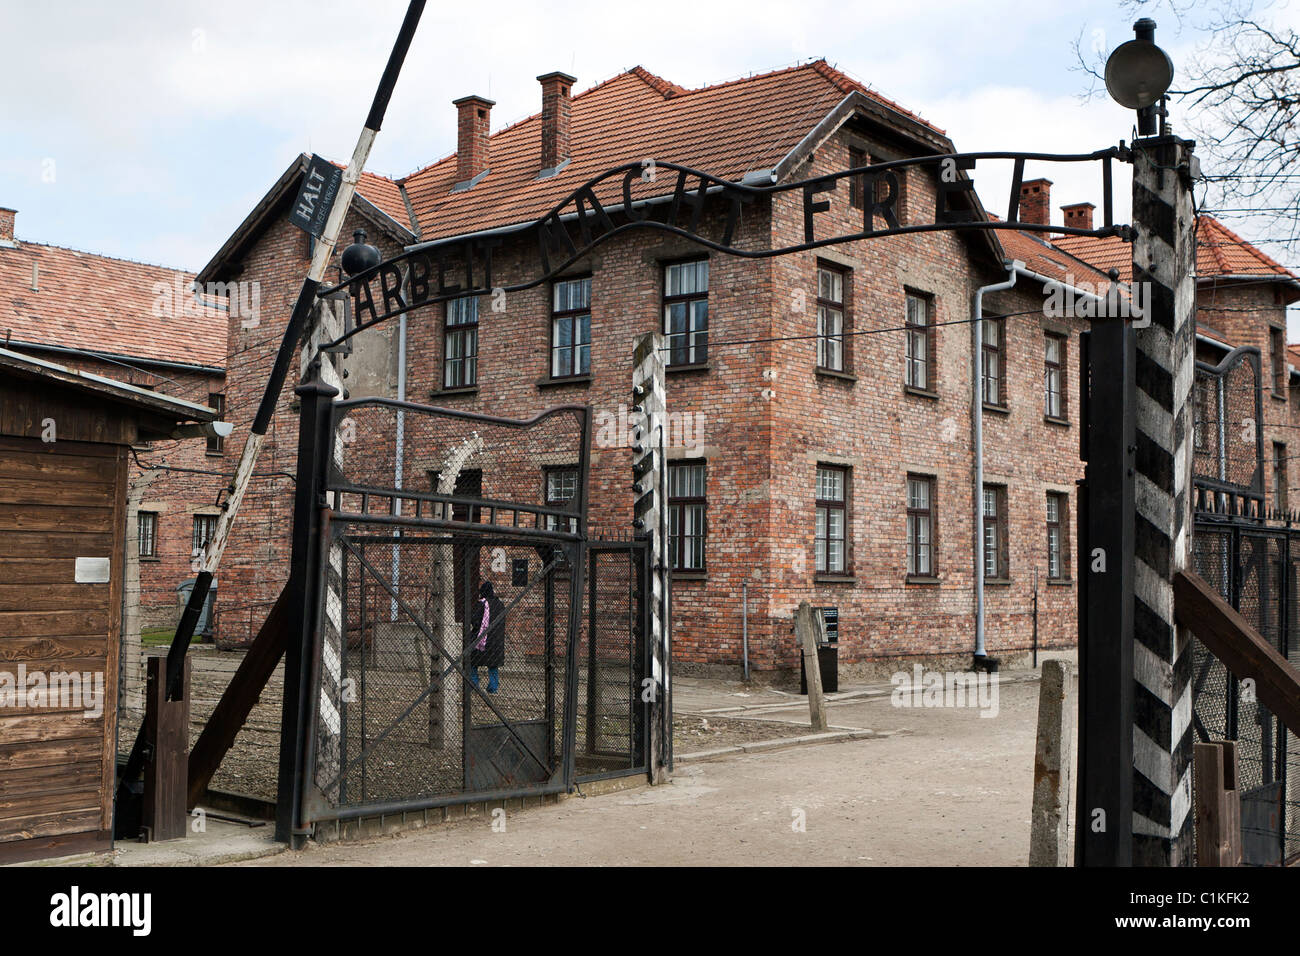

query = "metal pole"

[742,581,750,681]
[119,0,427,826]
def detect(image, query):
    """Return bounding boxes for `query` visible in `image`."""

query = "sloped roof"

[393,60,945,242]
[996,225,1115,292]
[1054,215,1300,288]
[0,239,227,369]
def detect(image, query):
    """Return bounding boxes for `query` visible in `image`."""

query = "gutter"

[2,338,226,376]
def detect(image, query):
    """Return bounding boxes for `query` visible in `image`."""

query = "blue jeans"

[469,667,499,693]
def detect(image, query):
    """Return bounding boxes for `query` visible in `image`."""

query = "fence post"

[794,602,828,732]
[274,359,338,846]
[1030,659,1075,865]
[632,331,669,783]
[1193,740,1242,866]
[1129,134,1198,866]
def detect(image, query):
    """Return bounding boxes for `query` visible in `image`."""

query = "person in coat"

[468,580,506,693]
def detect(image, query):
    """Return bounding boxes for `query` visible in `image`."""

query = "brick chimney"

[0,208,15,247]
[1062,202,1095,231]
[453,94,495,188]
[538,71,576,174]
[1018,179,1052,227]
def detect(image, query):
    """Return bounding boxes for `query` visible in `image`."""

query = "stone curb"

[677,727,904,762]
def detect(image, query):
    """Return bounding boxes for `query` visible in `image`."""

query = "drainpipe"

[972,261,1021,666]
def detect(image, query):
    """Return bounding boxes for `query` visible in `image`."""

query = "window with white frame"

[817,265,846,372]
[667,461,707,570]
[815,465,848,574]
[906,475,935,577]
[905,292,934,391]
[444,295,479,388]
[663,259,709,367]
[138,511,158,558]
[551,277,591,378]
[1044,333,1065,420]
[982,485,1008,579]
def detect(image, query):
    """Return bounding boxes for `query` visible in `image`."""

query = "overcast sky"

[2,0,1296,332]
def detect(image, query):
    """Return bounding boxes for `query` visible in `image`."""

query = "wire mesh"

[1192,351,1262,498]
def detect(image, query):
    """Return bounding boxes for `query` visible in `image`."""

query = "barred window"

[207,393,226,454]
[192,514,218,556]
[817,265,846,372]
[668,461,707,571]
[663,259,709,367]
[551,277,591,378]
[444,295,479,388]
[983,485,1008,579]
[1046,492,1068,580]
[545,467,579,533]
[138,511,158,558]
[905,292,934,391]
[982,317,1005,407]
[906,475,935,577]
[816,465,848,574]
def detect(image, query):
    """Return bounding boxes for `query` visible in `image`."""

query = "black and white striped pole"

[632,332,670,783]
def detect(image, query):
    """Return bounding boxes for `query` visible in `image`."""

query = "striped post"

[1130,136,1197,865]
[632,332,669,782]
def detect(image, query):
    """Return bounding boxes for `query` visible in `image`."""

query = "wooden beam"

[1193,741,1242,867]
[185,587,291,810]
[795,602,828,732]
[1172,569,1300,737]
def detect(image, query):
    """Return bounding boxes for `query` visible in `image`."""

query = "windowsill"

[1046,578,1074,586]
[1272,392,1288,403]
[982,403,1010,416]
[205,451,225,458]
[1044,416,1070,428]
[671,570,707,581]
[906,575,940,585]
[984,577,1012,587]
[666,362,710,375]
[904,385,939,400]
[139,556,161,563]
[430,385,479,399]
[816,368,857,383]
[538,374,594,389]
[814,574,855,584]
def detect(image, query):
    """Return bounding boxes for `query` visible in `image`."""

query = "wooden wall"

[0,434,124,862]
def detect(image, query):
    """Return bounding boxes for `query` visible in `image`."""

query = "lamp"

[1105,18,1174,136]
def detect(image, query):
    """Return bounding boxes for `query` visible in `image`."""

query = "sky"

[2,0,1297,333]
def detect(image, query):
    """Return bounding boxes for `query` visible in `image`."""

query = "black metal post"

[1075,319,1137,866]
[274,362,338,845]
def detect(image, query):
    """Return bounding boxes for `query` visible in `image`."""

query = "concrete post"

[1030,659,1075,866]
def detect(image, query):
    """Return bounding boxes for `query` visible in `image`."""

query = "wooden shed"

[0,348,216,863]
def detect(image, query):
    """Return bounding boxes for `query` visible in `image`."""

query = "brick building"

[0,207,228,637]
[199,61,1298,678]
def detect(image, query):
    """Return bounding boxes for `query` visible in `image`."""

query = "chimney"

[538,71,576,174]
[453,94,495,189]
[1062,202,1096,232]
[0,208,15,247]
[1018,179,1052,227]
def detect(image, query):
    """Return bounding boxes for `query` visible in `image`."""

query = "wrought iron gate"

[1190,345,1299,865]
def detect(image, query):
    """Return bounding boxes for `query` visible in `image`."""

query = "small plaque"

[512,558,529,587]
[75,557,110,583]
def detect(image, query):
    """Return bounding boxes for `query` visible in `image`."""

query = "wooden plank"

[0,637,107,663]
[0,827,110,864]
[143,656,188,841]
[0,506,113,534]
[0,657,109,717]
[0,712,103,745]
[0,787,102,823]
[0,531,114,558]
[0,738,101,772]
[0,583,110,611]
[187,586,291,809]
[1173,570,1300,737]
[101,447,124,830]
[0,609,108,638]
[0,762,103,798]
[0,435,120,458]
[0,558,78,585]
[0,807,101,842]
[0,452,119,482]
[1194,741,1242,867]
[794,601,828,732]
[0,479,114,508]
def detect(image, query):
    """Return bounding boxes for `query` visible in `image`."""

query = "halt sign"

[289,153,343,238]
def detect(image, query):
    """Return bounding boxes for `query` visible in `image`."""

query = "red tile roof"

[351,60,942,244]
[1053,215,1299,285]
[996,226,1115,292]
[0,239,227,369]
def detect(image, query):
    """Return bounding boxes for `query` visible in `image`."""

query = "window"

[545,467,579,533]
[906,475,935,577]
[848,147,867,210]
[551,277,591,378]
[192,514,218,555]
[138,511,158,558]
[1271,326,1286,395]
[1046,492,1068,580]
[1044,334,1065,420]
[815,465,849,574]
[817,265,846,372]
[443,295,479,388]
[663,259,709,367]
[981,317,1005,407]
[667,461,707,571]
[1274,442,1288,512]
[207,393,226,454]
[982,485,1008,579]
[904,292,934,391]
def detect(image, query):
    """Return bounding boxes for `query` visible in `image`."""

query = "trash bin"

[800,643,838,694]
[176,577,218,637]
